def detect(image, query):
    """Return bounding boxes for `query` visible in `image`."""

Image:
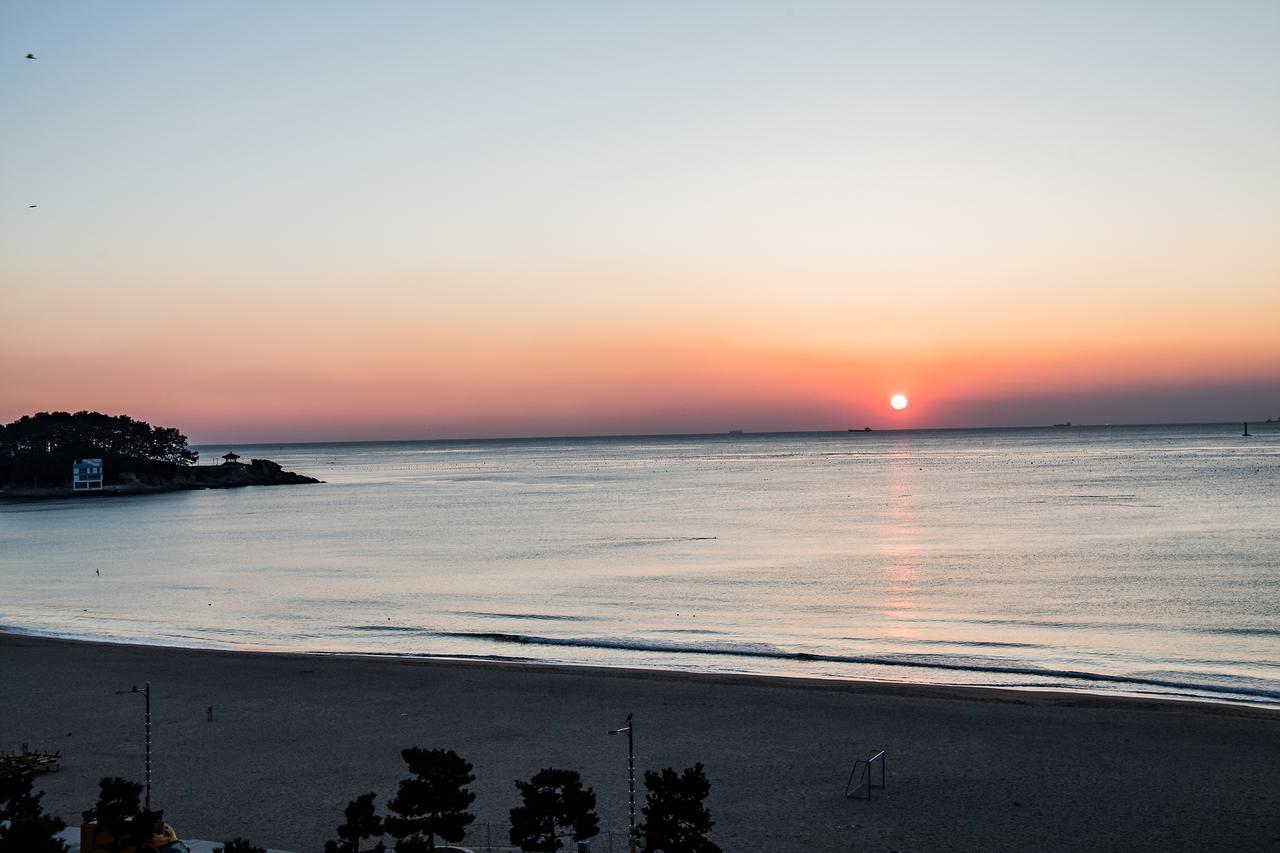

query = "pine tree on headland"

[213,840,266,853]
[508,768,600,853]
[638,763,720,853]
[0,773,69,853]
[324,791,387,853]
[385,748,476,851]
[90,777,163,853]
[0,411,198,487]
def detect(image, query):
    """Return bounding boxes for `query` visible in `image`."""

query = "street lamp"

[608,712,637,853]
[114,683,152,810]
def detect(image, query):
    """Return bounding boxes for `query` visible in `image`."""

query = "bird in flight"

[26,54,36,60]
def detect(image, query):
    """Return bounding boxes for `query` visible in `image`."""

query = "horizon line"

[190,419,1271,448]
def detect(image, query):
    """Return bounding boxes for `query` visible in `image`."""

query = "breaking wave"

[436,632,1280,701]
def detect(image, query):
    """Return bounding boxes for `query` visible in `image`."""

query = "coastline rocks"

[0,458,321,499]
[187,458,321,488]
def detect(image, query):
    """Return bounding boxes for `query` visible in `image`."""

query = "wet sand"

[2,632,1277,852]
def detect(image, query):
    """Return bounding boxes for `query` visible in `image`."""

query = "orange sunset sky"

[3,2,1278,442]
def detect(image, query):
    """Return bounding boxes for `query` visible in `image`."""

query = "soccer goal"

[844,749,887,800]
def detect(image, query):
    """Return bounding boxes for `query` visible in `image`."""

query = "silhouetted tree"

[509,768,600,853]
[0,774,68,853]
[638,763,720,853]
[0,411,197,487]
[90,777,162,853]
[386,748,476,851]
[213,840,266,853]
[325,791,386,853]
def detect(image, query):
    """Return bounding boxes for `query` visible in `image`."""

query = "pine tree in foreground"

[638,763,720,853]
[91,777,163,853]
[325,791,387,853]
[213,839,266,853]
[0,774,69,853]
[386,748,476,851]
[509,768,600,853]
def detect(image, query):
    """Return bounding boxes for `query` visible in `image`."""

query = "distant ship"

[848,427,873,432]
[1052,422,1073,428]
[728,429,745,435]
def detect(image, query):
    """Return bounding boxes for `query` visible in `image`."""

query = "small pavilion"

[221,452,242,465]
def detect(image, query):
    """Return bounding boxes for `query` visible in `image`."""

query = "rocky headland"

[0,458,321,499]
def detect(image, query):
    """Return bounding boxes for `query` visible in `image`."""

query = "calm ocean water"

[2,424,1278,706]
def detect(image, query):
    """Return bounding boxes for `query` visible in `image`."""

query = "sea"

[2,423,1278,707]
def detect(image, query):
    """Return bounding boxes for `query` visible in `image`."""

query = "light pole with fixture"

[114,683,152,810]
[608,712,637,853]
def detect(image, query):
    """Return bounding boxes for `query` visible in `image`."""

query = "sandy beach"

[2,632,1277,852]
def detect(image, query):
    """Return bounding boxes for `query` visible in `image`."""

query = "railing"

[437,822,639,852]
[844,749,887,800]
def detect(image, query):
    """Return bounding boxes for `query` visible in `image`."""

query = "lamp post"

[115,683,152,810]
[608,712,637,853]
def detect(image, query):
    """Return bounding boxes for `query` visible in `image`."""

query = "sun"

[890,394,909,411]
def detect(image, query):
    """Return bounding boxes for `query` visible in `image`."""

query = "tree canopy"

[213,840,267,853]
[325,792,387,853]
[509,768,600,853]
[90,777,163,853]
[0,773,68,853]
[386,748,476,851]
[0,411,197,486]
[639,763,720,853]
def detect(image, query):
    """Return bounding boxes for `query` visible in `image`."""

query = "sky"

[3,1,1278,442]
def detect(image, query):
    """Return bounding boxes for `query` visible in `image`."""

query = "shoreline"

[0,457,321,500]
[4,630,1278,851]
[0,482,319,501]
[6,629,1277,721]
